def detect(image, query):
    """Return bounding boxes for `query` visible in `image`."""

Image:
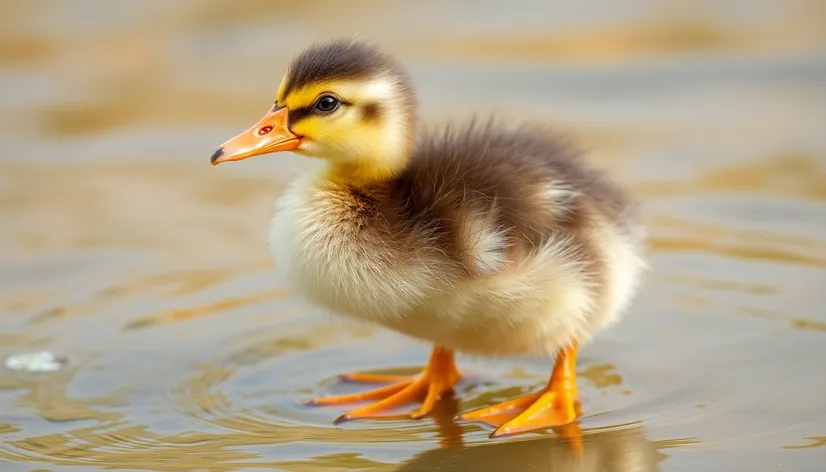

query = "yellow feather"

[275,72,290,104]
[277,75,411,185]
[283,79,397,109]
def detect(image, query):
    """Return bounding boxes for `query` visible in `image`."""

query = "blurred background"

[1,1,825,471]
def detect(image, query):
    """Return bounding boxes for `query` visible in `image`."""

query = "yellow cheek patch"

[292,113,385,161]
[292,116,372,144]
[290,117,325,138]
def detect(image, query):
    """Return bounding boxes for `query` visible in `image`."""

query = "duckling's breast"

[269,172,457,324]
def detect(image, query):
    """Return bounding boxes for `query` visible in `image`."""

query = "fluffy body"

[270,119,645,357]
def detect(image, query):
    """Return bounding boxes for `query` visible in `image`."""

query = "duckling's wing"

[398,119,643,272]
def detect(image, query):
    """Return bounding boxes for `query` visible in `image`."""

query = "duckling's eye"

[314,95,340,114]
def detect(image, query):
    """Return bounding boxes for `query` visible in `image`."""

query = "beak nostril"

[258,126,273,136]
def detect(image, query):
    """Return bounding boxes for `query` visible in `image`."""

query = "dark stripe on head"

[288,106,314,127]
[282,39,399,98]
[361,102,382,123]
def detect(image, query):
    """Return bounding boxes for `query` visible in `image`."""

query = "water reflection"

[783,437,826,450]
[1,352,676,472]
[397,423,663,472]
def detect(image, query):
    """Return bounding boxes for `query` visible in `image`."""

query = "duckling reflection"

[430,391,465,449]
[396,423,659,472]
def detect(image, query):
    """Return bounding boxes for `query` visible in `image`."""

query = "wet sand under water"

[2,1,826,471]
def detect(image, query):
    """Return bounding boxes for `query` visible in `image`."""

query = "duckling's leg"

[309,346,460,422]
[457,342,580,437]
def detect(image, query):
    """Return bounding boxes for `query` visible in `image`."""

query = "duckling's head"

[211,39,417,183]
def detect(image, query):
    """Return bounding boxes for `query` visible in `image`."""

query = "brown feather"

[334,117,641,277]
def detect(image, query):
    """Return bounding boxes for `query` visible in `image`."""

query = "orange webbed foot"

[309,346,460,422]
[489,389,581,437]
[457,342,581,438]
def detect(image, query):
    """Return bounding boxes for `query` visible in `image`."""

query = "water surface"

[2,1,825,470]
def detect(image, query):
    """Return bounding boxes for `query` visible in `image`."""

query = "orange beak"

[210,106,300,165]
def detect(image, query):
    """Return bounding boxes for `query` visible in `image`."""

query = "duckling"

[395,424,660,472]
[211,38,645,437]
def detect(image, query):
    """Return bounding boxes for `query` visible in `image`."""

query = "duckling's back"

[395,118,644,273]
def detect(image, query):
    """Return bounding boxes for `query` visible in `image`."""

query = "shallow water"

[2,1,826,470]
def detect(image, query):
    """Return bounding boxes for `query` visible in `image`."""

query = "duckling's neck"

[324,156,408,188]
